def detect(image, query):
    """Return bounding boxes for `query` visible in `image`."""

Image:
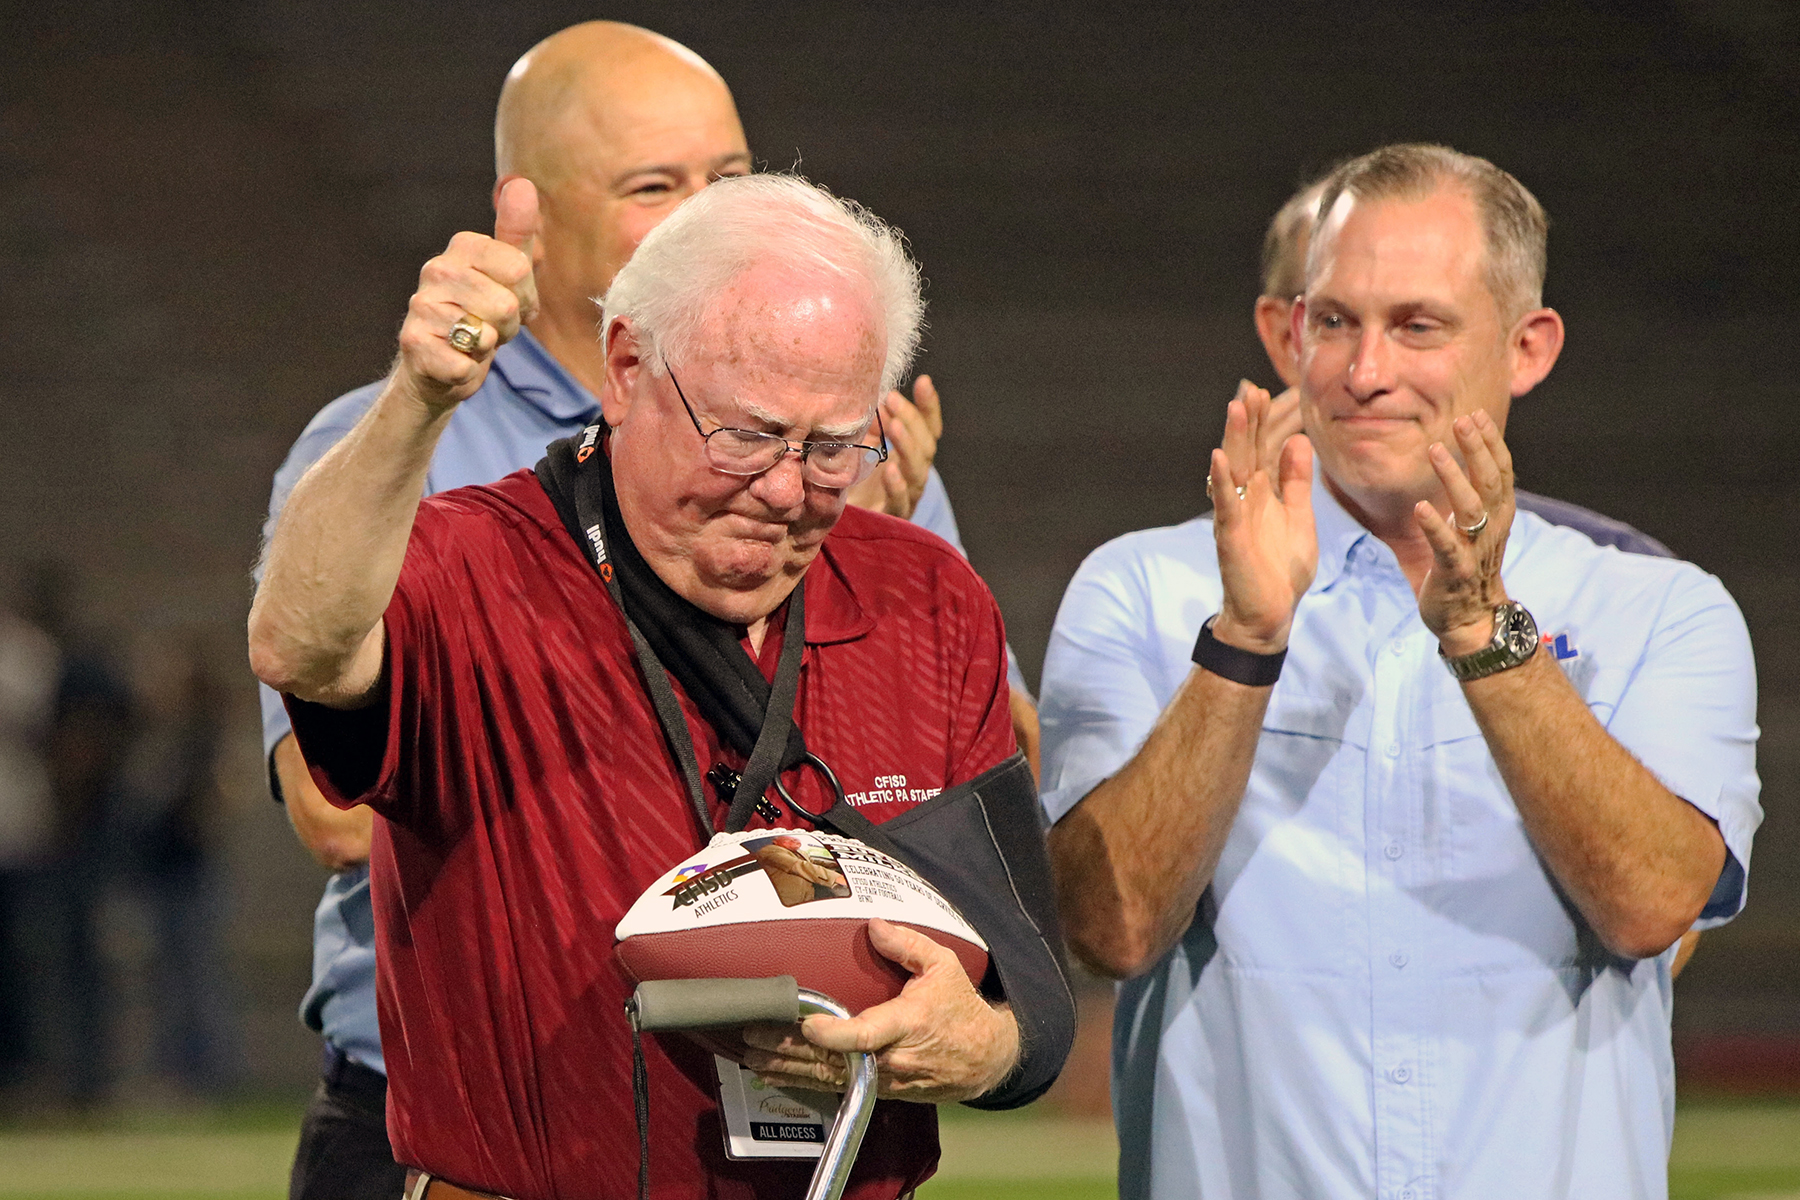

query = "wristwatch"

[1439,600,1540,682]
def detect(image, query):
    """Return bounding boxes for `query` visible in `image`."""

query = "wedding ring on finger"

[1457,510,1490,539]
[1205,472,1247,502]
[447,313,486,356]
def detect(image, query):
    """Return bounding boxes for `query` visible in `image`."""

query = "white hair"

[598,174,924,395]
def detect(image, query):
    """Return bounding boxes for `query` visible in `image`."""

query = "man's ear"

[1288,298,1310,377]
[1508,307,1565,398]
[601,317,644,428]
[493,173,546,269]
[1255,296,1302,388]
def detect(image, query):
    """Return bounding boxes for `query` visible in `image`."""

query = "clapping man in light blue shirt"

[1041,143,1759,1200]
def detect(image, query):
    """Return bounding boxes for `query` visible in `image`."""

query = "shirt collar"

[802,540,875,645]
[1307,469,1537,592]
[1310,470,1377,592]
[490,328,602,422]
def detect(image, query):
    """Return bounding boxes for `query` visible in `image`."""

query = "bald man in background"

[264,23,1028,1200]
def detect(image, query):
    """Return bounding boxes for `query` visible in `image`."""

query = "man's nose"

[1346,329,1394,400]
[748,451,807,511]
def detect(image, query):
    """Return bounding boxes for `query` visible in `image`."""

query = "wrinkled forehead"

[545,59,745,176]
[699,263,886,398]
[1307,187,1489,302]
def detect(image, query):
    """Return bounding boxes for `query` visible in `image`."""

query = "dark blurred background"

[0,0,1795,1107]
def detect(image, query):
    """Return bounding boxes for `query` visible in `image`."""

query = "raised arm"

[1416,412,1729,959]
[248,180,541,708]
[1048,385,1317,979]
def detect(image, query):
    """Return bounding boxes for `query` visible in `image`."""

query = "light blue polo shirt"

[1038,472,1760,1200]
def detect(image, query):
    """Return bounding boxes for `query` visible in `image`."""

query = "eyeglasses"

[664,361,889,489]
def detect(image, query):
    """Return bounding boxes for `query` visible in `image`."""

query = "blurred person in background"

[0,576,59,1093]
[118,637,238,1098]
[261,20,1033,1200]
[26,560,134,1108]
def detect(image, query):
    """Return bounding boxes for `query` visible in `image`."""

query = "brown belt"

[404,1169,516,1200]
[405,1166,914,1200]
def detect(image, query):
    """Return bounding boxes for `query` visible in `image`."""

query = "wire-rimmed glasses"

[665,361,888,489]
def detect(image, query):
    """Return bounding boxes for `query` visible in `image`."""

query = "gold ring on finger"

[1456,510,1490,539]
[447,313,485,356]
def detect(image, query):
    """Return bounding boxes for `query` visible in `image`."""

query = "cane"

[626,976,878,1200]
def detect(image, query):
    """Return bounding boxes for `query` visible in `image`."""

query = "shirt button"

[1400,1190,1418,1200]
[1384,841,1404,860]
[1390,1065,1411,1083]
[1385,742,1401,758]
[1389,951,1408,968]
[1390,639,1406,656]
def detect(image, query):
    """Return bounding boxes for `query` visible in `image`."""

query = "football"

[616,829,989,1015]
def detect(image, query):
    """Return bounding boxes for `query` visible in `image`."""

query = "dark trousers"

[40,855,112,1103]
[0,870,29,1082]
[290,1045,408,1200]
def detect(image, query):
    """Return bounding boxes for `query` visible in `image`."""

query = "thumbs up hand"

[393,178,542,413]
[492,177,541,325]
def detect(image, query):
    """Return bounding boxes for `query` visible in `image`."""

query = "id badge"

[714,1055,840,1159]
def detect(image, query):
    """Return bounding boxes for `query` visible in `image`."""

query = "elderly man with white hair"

[249,174,1062,1200]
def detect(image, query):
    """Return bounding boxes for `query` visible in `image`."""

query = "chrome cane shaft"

[798,989,878,1200]
[627,978,878,1200]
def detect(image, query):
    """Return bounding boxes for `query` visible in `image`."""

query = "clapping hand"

[1209,381,1317,654]
[394,177,541,413]
[846,375,944,518]
[1414,411,1517,656]
[1259,385,1304,462]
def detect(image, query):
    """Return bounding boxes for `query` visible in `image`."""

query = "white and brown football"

[615,829,989,1015]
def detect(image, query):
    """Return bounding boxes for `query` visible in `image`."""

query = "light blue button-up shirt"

[260,330,999,1072]
[1039,473,1760,1200]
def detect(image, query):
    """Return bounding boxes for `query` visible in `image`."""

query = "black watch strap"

[1192,615,1285,687]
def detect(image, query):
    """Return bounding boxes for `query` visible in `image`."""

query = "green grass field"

[0,1098,1796,1198]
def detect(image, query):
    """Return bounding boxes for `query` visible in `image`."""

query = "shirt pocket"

[1253,684,1351,826]
[1424,688,1512,846]
[1428,698,1582,966]
[1254,681,1356,824]
[1219,684,1360,973]
[1261,678,1360,745]
[1562,652,1624,728]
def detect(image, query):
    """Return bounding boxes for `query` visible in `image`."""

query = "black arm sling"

[534,428,1075,1116]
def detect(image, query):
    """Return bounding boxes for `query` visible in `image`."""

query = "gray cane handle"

[630,977,801,1031]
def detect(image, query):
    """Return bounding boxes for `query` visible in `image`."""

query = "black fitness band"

[1191,615,1285,686]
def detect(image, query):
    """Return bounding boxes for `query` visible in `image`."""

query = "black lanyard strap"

[539,431,1078,1136]
[535,429,814,837]
[724,592,808,832]
[618,608,716,837]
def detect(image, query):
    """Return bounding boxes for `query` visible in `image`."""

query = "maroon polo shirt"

[288,470,1016,1200]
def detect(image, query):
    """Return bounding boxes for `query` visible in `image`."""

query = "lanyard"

[564,436,814,836]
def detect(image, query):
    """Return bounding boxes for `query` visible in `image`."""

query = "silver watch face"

[1500,603,1539,660]
[1441,602,1539,681]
